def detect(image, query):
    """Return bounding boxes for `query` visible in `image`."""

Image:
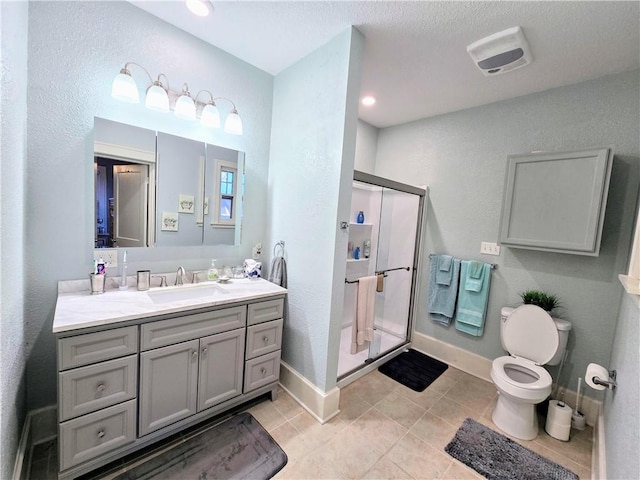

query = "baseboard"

[411,332,602,426]
[12,405,57,480]
[278,361,340,424]
[411,331,493,382]
[592,403,606,480]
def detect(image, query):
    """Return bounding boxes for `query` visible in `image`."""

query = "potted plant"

[519,290,560,314]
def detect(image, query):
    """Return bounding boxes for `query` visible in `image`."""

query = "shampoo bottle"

[207,259,219,281]
[357,211,365,224]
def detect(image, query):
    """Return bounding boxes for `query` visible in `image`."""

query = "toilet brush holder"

[571,411,586,430]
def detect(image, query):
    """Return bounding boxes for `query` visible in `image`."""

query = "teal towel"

[465,261,484,292]
[428,256,460,326]
[455,261,491,336]
[436,255,454,286]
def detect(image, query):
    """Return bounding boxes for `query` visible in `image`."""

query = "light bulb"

[145,83,170,112]
[200,103,221,128]
[224,109,243,135]
[185,0,211,16]
[175,94,196,120]
[111,69,139,103]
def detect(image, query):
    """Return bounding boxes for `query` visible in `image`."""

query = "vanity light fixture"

[111,62,243,135]
[362,96,376,106]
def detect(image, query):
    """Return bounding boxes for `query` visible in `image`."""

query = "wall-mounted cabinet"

[498,147,613,256]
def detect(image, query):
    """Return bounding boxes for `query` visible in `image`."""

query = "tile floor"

[28,366,593,480]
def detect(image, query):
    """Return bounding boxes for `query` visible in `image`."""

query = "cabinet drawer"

[244,351,280,392]
[58,326,138,370]
[59,355,137,422]
[141,306,246,351]
[59,400,136,471]
[247,299,284,325]
[246,319,283,360]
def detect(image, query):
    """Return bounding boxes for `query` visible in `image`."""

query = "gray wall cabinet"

[499,147,613,256]
[56,296,284,480]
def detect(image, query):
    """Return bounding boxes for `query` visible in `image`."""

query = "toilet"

[491,305,572,440]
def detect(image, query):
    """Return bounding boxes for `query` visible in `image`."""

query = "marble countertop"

[53,278,287,334]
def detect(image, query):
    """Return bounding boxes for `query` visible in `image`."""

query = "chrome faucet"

[175,266,186,286]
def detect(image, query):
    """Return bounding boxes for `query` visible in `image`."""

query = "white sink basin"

[147,284,229,304]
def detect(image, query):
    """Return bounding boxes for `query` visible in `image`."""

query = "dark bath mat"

[378,349,448,392]
[112,412,287,480]
[445,418,579,480]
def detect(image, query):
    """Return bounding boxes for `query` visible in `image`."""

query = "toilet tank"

[500,306,572,366]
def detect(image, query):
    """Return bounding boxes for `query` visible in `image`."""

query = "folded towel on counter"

[268,256,287,288]
[464,261,485,292]
[455,261,492,336]
[428,255,461,326]
[436,255,454,285]
[351,276,377,354]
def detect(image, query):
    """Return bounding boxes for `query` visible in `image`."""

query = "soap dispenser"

[207,259,219,281]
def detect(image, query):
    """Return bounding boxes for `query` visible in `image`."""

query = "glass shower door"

[338,175,424,380]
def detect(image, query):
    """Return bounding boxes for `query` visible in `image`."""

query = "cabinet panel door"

[246,319,283,360]
[139,340,199,436]
[244,351,281,393]
[197,329,244,412]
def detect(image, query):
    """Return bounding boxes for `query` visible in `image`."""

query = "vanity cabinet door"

[139,340,199,436]
[197,329,244,412]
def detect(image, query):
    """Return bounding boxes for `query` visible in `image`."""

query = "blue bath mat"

[445,418,579,480]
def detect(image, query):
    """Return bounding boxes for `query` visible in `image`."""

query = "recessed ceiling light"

[185,0,212,17]
[362,96,376,106]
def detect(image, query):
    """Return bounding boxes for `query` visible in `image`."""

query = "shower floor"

[337,325,406,378]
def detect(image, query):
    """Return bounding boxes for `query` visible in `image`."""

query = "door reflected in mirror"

[94,118,244,249]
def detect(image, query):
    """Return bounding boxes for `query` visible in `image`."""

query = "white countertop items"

[53,278,287,334]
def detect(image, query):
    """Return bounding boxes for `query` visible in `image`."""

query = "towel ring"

[273,241,285,257]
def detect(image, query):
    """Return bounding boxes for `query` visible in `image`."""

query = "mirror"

[94,118,244,248]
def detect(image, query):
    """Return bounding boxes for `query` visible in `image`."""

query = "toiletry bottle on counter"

[357,211,365,224]
[363,240,371,259]
[119,250,129,290]
[354,247,360,260]
[207,259,219,281]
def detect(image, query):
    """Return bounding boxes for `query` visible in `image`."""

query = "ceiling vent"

[467,26,532,76]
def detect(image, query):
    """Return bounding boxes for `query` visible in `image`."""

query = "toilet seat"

[503,305,558,365]
[491,356,552,402]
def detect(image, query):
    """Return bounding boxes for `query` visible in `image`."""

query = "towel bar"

[429,253,497,270]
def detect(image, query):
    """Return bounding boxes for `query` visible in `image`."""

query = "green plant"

[519,290,560,312]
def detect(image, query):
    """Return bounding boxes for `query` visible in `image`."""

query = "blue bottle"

[353,247,360,260]
[356,211,365,224]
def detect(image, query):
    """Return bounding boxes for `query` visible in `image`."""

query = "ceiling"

[130,1,639,129]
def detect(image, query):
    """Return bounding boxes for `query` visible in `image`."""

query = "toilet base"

[492,392,539,440]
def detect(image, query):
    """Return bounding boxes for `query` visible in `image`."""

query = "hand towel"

[435,254,454,286]
[465,260,485,292]
[268,256,287,287]
[428,256,461,326]
[351,276,377,354]
[455,261,491,336]
[376,273,384,292]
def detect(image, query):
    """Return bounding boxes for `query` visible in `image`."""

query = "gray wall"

[605,291,640,479]
[375,70,640,399]
[355,120,378,173]
[25,1,274,410]
[266,27,364,392]
[0,1,28,477]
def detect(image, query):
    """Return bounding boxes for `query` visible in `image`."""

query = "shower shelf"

[347,258,369,263]
[350,222,372,227]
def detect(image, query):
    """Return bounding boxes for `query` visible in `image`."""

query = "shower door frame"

[337,170,427,387]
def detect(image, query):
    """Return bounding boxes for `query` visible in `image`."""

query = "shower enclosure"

[338,171,426,383]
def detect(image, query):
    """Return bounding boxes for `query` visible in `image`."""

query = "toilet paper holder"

[592,369,617,390]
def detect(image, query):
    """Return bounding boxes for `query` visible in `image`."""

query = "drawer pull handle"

[192,350,198,359]
[202,347,208,354]
[263,336,269,343]
[97,429,105,439]
[260,367,267,375]
[97,384,106,393]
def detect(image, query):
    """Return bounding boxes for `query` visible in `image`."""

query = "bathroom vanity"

[53,278,286,480]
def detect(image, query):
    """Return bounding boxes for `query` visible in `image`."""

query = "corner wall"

[266,27,364,392]
[25,1,274,410]
[604,291,640,479]
[1,1,28,477]
[375,70,640,399]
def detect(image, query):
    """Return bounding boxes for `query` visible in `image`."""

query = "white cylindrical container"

[585,363,609,390]
[545,400,572,441]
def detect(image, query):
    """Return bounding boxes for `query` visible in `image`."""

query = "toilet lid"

[503,305,559,365]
